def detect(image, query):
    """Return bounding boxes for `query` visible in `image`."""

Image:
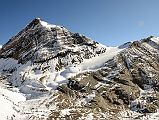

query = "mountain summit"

[0,19,159,120]
[0,18,106,65]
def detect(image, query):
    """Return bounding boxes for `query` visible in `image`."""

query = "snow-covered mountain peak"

[26,18,58,30]
[0,18,108,65]
[1,19,159,120]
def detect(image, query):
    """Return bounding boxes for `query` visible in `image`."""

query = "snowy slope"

[0,46,123,94]
[79,47,124,70]
[0,44,125,120]
[60,46,124,79]
[0,87,26,120]
[0,46,124,120]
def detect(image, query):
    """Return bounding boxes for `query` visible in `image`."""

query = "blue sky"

[1,0,159,46]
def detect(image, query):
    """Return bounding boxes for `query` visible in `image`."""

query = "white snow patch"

[0,87,26,120]
[40,20,56,29]
[86,113,94,120]
[150,37,159,44]
[81,91,96,105]
[60,109,72,117]
[54,47,124,82]
[79,47,124,70]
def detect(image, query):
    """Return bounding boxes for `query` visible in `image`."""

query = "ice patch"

[79,47,124,70]
[150,37,159,44]
[40,20,56,29]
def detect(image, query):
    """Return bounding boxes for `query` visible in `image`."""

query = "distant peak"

[27,18,57,29]
[35,17,41,20]
[118,41,132,49]
[27,18,41,29]
[32,17,42,24]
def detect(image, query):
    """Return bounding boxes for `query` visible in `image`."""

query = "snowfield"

[0,87,26,120]
[79,47,124,70]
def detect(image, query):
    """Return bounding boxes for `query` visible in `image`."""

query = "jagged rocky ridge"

[0,18,159,120]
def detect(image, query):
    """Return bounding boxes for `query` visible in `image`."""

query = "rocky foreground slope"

[0,18,159,120]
